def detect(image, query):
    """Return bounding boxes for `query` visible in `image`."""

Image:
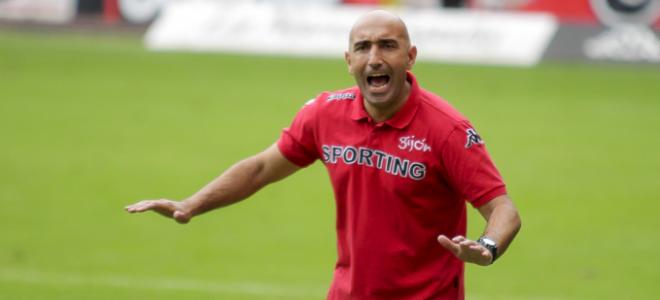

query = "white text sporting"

[322,145,426,180]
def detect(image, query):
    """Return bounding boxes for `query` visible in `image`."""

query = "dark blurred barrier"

[468,0,660,64]
[544,24,660,63]
[77,0,103,13]
[470,0,660,29]
[522,0,660,64]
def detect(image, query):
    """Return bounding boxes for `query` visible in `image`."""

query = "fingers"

[438,235,492,266]
[455,238,477,257]
[444,235,475,254]
[468,243,487,253]
[458,239,478,250]
[461,241,491,266]
[437,235,461,256]
[125,199,175,216]
[125,199,192,224]
[125,200,160,213]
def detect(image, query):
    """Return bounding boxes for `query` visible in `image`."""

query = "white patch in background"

[583,25,660,62]
[0,0,77,23]
[145,1,558,67]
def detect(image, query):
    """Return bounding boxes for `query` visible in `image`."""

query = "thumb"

[437,235,460,256]
[173,211,191,224]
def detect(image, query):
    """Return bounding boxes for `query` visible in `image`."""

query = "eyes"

[382,40,398,49]
[353,40,399,52]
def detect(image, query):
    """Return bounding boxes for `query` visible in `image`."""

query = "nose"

[367,46,383,69]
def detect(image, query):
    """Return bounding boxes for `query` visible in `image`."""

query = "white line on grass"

[0,267,326,298]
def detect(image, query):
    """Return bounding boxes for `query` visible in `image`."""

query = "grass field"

[1,29,659,299]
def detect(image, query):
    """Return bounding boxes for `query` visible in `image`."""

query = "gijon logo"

[398,136,432,153]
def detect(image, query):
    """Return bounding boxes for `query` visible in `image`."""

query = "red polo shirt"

[277,72,506,300]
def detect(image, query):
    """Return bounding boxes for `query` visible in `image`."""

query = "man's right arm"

[125,144,301,223]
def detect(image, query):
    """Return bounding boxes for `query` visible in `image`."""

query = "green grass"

[1,30,659,299]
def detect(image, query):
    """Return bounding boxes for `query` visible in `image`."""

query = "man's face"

[345,18,416,109]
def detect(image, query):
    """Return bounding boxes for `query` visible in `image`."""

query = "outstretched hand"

[437,235,492,266]
[125,199,192,224]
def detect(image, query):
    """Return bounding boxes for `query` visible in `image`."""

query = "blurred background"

[1,0,659,299]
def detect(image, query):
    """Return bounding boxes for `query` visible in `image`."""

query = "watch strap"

[477,237,498,264]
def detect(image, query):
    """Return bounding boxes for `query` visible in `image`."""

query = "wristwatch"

[477,237,498,264]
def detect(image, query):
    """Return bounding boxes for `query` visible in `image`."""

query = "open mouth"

[367,74,390,89]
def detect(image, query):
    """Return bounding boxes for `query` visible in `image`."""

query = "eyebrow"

[352,38,399,49]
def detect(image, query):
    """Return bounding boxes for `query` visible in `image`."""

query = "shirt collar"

[350,71,421,130]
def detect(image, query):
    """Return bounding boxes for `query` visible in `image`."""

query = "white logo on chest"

[398,135,431,153]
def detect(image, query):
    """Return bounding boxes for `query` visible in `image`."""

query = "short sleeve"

[277,98,320,167]
[440,121,507,207]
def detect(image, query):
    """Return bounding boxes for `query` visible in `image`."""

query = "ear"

[345,51,354,75]
[406,45,417,70]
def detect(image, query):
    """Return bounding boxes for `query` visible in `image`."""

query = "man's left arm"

[438,194,521,266]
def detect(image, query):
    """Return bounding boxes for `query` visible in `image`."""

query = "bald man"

[126,10,521,300]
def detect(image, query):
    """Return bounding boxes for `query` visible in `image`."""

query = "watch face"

[480,237,497,247]
[478,237,498,263]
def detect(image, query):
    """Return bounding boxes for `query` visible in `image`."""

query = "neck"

[364,81,411,123]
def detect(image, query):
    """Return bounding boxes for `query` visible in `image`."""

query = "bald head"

[349,10,411,49]
[344,10,417,121]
